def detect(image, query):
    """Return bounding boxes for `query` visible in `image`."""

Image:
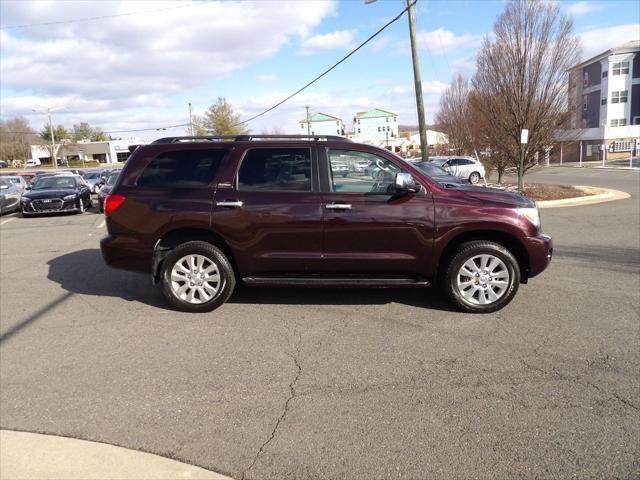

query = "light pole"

[305,105,311,136]
[32,106,65,169]
[367,0,428,161]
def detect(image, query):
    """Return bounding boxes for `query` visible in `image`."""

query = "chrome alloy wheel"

[170,254,221,304]
[456,254,510,305]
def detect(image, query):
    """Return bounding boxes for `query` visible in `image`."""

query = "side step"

[242,274,430,288]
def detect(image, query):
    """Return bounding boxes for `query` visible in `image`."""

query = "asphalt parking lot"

[1,167,638,479]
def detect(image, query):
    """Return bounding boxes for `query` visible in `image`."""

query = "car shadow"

[47,249,456,312]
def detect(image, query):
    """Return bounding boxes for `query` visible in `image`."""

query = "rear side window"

[238,148,311,192]
[137,149,226,188]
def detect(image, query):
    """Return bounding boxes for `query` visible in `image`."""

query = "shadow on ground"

[47,249,455,312]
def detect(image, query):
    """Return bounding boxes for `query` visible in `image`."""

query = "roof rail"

[151,134,352,144]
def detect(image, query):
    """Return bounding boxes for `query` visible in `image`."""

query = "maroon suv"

[101,135,552,313]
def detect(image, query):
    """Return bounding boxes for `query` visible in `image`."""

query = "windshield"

[0,179,10,188]
[106,173,120,186]
[83,172,100,179]
[32,176,78,190]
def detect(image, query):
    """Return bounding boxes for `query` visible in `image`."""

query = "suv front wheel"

[160,241,236,313]
[444,241,520,313]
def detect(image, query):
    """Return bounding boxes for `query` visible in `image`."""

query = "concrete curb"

[0,430,233,480]
[537,186,631,208]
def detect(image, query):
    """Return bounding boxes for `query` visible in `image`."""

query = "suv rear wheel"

[444,241,520,313]
[160,241,235,313]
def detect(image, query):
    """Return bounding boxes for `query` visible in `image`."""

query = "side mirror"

[394,173,420,194]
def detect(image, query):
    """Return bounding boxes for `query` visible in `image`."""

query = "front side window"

[137,149,226,188]
[327,149,405,194]
[238,148,311,192]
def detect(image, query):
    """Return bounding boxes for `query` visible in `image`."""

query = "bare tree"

[435,75,477,155]
[0,117,38,164]
[472,0,581,191]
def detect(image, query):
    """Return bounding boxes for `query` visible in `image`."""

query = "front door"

[320,148,435,276]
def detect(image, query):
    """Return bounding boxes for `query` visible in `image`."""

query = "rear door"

[211,145,324,277]
[319,147,435,276]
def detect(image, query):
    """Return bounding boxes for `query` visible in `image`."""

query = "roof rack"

[151,134,352,144]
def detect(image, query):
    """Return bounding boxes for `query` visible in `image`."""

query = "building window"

[301,124,304,129]
[377,126,381,132]
[336,130,340,135]
[582,95,588,110]
[385,117,389,122]
[610,119,627,127]
[357,128,361,133]
[602,70,608,78]
[611,91,628,103]
[612,62,629,75]
[612,140,634,152]
[583,71,589,87]
[601,98,607,106]
[336,121,339,126]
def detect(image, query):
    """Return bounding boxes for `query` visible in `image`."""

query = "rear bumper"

[100,234,152,274]
[523,233,553,278]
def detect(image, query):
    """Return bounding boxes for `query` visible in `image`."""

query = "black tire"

[469,172,481,184]
[159,241,235,313]
[444,241,520,313]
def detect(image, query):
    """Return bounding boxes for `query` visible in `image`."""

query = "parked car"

[429,156,485,184]
[0,178,21,214]
[0,160,8,168]
[331,161,349,177]
[2,175,29,192]
[82,170,107,193]
[97,170,121,213]
[411,162,466,186]
[21,174,92,216]
[25,159,41,167]
[101,134,552,314]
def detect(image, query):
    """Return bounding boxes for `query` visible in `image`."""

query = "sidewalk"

[0,430,232,480]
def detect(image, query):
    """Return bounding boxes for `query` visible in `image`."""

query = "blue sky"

[1,0,638,141]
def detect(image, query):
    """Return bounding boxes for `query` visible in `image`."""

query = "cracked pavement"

[1,167,638,479]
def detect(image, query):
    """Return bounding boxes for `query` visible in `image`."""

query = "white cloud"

[299,30,355,55]
[414,28,482,55]
[256,74,277,84]
[566,2,605,16]
[450,56,476,77]
[578,24,640,59]
[0,1,336,121]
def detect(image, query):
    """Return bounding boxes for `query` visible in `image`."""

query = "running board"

[242,274,430,288]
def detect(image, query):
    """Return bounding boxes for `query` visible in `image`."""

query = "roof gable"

[355,108,397,119]
[300,112,342,123]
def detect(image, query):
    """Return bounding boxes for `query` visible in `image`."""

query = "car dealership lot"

[1,168,638,479]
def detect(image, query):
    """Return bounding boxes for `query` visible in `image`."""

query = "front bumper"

[22,198,79,214]
[523,233,553,278]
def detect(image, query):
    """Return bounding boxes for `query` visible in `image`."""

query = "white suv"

[430,156,485,184]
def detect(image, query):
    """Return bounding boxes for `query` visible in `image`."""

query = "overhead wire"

[230,0,417,128]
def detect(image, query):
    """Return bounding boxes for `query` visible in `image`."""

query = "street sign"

[520,129,529,144]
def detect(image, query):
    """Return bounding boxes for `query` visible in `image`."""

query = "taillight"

[104,194,126,216]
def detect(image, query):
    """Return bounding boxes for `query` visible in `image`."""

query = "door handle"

[216,200,243,208]
[325,203,352,210]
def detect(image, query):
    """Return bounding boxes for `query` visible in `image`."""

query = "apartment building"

[299,113,345,136]
[352,108,399,143]
[557,40,639,162]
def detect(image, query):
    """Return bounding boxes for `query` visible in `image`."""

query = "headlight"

[515,207,541,230]
[63,194,77,201]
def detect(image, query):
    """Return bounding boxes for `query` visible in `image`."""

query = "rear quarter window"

[137,149,226,188]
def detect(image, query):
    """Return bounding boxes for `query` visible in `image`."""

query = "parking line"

[1,217,16,226]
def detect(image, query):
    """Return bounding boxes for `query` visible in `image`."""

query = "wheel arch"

[152,227,239,284]
[435,229,530,285]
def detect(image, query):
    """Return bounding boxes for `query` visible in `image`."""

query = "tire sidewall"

[469,172,481,184]
[160,242,235,313]
[446,243,520,313]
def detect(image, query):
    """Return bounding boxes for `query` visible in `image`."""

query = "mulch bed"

[486,182,590,201]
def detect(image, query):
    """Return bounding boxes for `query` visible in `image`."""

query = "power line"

[0,2,203,30]
[231,0,416,128]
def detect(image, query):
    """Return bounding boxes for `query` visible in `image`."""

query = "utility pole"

[188,102,194,136]
[305,105,311,136]
[33,106,63,169]
[406,0,429,161]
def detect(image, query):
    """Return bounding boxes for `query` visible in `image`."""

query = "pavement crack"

[240,322,302,480]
